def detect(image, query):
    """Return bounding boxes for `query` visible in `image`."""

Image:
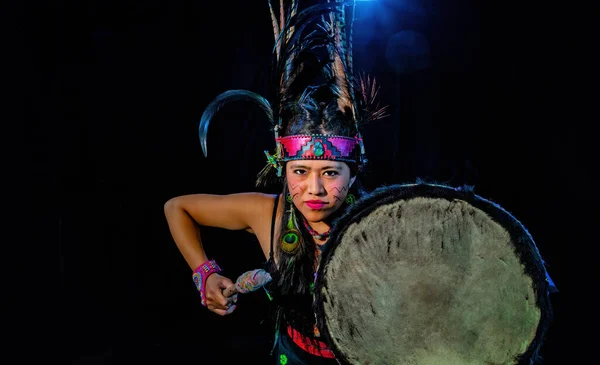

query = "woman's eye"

[293,169,306,175]
[324,170,339,177]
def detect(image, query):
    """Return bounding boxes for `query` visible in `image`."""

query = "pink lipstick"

[305,200,328,210]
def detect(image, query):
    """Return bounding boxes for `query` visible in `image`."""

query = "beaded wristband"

[192,260,222,306]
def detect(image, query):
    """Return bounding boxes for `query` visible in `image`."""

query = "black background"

[8,0,589,364]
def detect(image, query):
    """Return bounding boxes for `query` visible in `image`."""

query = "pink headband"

[275,134,361,162]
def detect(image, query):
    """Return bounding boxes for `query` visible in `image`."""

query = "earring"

[281,206,300,254]
[345,193,355,205]
[286,193,293,203]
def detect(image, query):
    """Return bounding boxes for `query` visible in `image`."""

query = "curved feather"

[198,90,274,157]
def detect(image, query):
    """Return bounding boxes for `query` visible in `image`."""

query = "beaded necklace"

[302,218,330,241]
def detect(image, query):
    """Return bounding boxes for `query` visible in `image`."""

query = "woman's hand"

[204,273,238,316]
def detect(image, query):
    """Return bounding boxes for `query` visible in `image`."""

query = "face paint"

[285,160,354,223]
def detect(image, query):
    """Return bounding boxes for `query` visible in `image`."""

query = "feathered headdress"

[198,0,388,186]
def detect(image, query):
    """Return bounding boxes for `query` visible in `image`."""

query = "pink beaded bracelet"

[192,260,222,306]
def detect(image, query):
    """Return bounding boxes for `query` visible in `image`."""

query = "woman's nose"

[306,174,325,195]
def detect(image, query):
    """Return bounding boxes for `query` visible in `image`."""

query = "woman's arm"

[163,192,274,315]
[164,192,272,268]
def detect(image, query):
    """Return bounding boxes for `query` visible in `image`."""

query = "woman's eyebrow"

[289,163,341,170]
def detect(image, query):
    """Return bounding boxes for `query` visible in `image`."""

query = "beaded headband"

[278,135,360,161]
[263,133,367,177]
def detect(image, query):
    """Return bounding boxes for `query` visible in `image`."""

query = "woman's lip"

[306,202,327,209]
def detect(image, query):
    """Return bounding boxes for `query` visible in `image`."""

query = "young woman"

[164,138,363,363]
[165,1,387,363]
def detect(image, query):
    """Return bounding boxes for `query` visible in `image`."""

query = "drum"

[314,183,554,365]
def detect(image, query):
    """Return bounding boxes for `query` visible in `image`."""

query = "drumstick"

[222,268,272,297]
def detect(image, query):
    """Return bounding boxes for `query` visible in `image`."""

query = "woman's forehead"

[287,160,348,169]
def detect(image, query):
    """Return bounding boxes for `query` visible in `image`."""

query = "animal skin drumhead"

[314,183,553,365]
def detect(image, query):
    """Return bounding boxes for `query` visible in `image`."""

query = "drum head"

[314,183,553,365]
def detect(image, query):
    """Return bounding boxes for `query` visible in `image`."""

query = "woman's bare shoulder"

[238,192,279,231]
[242,193,281,258]
[201,192,280,232]
[226,192,278,212]
[165,191,278,232]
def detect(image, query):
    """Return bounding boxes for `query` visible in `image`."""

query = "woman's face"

[286,160,356,223]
